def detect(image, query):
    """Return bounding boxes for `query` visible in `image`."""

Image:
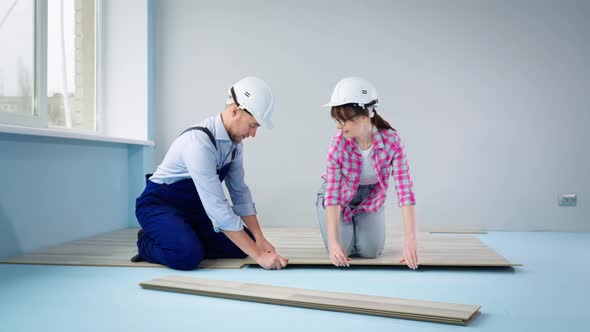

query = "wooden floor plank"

[139,276,481,325]
[0,227,517,268]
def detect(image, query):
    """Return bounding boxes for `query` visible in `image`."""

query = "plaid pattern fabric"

[322,126,416,223]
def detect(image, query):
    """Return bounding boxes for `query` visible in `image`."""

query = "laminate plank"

[140,276,481,325]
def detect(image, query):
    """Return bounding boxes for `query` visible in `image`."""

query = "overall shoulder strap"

[179,126,216,149]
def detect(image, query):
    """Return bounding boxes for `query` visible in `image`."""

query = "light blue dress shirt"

[149,114,256,232]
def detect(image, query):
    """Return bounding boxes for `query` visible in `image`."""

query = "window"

[1,0,150,144]
[0,0,35,123]
[0,0,96,131]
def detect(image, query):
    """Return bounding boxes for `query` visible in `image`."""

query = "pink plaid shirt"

[322,126,416,223]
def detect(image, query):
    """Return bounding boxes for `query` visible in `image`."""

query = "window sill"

[0,124,154,146]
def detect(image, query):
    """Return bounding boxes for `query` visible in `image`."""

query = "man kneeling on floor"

[132,77,288,270]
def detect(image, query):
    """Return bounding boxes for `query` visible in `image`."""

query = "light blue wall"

[127,145,154,228]
[0,135,154,260]
[0,134,131,259]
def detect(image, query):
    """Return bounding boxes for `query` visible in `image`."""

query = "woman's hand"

[400,236,419,270]
[328,240,352,267]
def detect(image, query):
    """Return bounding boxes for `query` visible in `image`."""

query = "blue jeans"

[316,181,385,258]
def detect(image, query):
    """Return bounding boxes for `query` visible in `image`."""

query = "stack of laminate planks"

[139,275,481,325]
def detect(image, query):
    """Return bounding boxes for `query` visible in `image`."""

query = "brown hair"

[330,102,395,131]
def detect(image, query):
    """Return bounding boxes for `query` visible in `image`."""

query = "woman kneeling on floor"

[316,77,419,269]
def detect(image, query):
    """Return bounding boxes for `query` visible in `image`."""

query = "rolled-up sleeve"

[182,134,243,232]
[323,137,342,207]
[225,145,257,217]
[392,138,416,207]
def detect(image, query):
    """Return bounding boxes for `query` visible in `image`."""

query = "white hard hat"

[324,77,379,109]
[229,77,274,129]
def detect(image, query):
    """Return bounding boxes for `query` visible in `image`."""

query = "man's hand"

[223,229,287,270]
[254,237,287,270]
[255,251,288,270]
[328,240,352,267]
[399,236,419,270]
[256,237,277,255]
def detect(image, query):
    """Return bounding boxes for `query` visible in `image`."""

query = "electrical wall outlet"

[558,193,577,207]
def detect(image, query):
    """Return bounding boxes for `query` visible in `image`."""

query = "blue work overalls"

[135,127,254,270]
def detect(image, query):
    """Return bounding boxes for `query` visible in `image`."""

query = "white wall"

[100,0,148,141]
[153,0,590,231]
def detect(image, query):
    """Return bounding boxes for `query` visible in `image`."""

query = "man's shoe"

[131,229,146,262]
[130,254,144,263]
